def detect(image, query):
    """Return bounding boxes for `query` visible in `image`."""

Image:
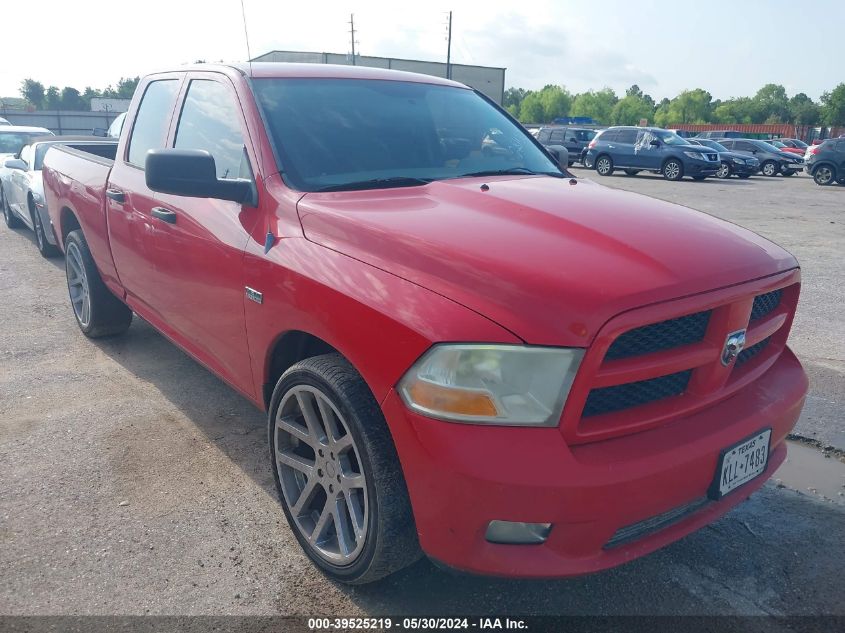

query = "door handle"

[151,207,177,224]
[105,188,125,203]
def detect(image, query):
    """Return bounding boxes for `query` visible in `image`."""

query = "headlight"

[683,151,706,160]
[398,344,584,426]
[732,157,746,165]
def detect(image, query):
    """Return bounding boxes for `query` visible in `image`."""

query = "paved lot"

[1,172,844,617]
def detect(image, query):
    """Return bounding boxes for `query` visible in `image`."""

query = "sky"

[1,0,843,103]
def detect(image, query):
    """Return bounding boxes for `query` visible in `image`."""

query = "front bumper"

[383,348,807,578]
[686,161,719,176]
[781,163,804,172]
[731,161,760,175]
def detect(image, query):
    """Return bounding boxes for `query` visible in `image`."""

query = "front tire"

[813,165,836,186]
[269,354,420,584]
[761,160,778,177]
[2,189,21,229]
[595,155,614,176]
[30,201,59,258]
[662,159,684,181]
[65,230,132,337]
[716,162,731,179]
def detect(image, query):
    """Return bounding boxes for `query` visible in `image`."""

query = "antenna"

[239,0,253,76]
[349,14,358,65]
[445,11,453,79]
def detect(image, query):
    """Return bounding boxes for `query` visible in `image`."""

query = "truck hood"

[297,176,797,346]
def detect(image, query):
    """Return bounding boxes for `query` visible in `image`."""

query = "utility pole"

[349,14,357,65]
[446,11,452,79]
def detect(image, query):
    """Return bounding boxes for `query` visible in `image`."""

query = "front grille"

[583,370,692,418]
[750,289,782,322]
[605,311,711,361]
[737,337,770,367]
[706,153,718,161]
[604,498,709,549]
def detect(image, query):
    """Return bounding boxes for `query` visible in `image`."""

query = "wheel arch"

[59,206,82,246]
[263,330,342,409]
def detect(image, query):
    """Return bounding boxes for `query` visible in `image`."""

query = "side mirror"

[649,139,661,147]
[145,149,255,205]
[546,146,570,169]
[3,158,26,171]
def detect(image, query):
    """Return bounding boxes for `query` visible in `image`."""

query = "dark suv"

[536,127,597,166]
[716,139,804,177]
[585,126,720,181]
[805,139,845,185]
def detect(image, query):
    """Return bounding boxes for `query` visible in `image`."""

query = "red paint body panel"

[41,63,808,578]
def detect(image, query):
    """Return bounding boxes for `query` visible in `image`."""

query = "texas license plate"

[709,429,771,499]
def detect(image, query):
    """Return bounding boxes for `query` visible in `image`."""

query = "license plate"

[709,429,771,499]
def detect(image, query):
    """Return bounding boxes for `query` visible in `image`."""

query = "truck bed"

[42,144,121,289]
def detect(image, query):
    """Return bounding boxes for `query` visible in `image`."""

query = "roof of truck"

[158,62,468,90]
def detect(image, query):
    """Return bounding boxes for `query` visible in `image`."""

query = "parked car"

[536,126,596,166]
[804,138,845,185]
[687,138,760,179]
[0,126,53,161]
[765,139,805,156]
[92,112,127,139]
[0,117,11,126]
[585,126,720,180]
[694,130,746,139]
[43,63,806,584]
[1,136,118,256]
[716,139,804,176]
[776,138,809,152]
[667,129,696,138]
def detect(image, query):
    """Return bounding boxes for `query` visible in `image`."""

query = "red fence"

[668,123,843,142]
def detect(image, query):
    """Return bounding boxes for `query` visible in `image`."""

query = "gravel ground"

[1,171,843,618]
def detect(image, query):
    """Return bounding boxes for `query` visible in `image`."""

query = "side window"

[127,79,180,168]
[720,140,733,149]
[538,129,551,143]
[599,130,618,143]
[615,129,638,144]
[549,130,566,143]
[174,79,248,180]
[735,142,754,152]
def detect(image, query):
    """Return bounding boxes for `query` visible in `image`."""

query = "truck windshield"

[253,78,561,192]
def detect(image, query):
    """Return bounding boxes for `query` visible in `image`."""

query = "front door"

[147,74,261,397]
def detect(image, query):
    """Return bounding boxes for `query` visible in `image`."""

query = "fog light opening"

[485,520,552,544]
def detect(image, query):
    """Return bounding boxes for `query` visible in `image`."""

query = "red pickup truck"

[42,63,808,584]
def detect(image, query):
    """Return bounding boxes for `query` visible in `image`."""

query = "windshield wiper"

[314,176,433,192]
[453,168,565,179]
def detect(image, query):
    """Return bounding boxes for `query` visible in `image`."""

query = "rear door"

[146,73,261,397]
[106,75,182,314]
[612,128,639,167]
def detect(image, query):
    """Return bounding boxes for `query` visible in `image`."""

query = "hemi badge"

[245,287,263,305]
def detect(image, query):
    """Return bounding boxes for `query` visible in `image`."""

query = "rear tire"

[2,189,21,229]
[595,155,614,176]
[30,201,59,258]
[64,230,132,338]
[269,354,421,584]
[761,160,778,177]
[782,170,795,177]
[623,169,640,176]
[662,159,684,181]
[812,165,836,186]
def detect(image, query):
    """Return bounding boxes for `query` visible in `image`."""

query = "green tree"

[518,91,545,123]
[788,93,820,125]
[570,88,618,124]
[821,83,845,126]
[657,89,712,125]
[711,97,755,124]
[504,87,527,110]
[60,87,85,111]
[611,94,654,125]
[538,85,572,122]
[45,86,62,110]
[752,83,789,123]
[19,79,46,109]
[102,76,140,99]
[81,87,100,110]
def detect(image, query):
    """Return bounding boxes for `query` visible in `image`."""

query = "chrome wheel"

[66,241,91,328]
[274,385,368,565]
[716,162,731,179]
[762,161,777,177]
[814,166,834,186]
[596,157,612,175]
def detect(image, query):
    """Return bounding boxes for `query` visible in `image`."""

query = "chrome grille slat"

[604,497,709,549]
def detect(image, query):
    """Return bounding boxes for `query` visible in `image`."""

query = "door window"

[174,79,249,180]
[127,79,180,168]
[549,129,567,143]
[615,129,638,144]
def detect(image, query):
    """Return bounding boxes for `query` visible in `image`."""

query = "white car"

[0,117,11,126]
[2,136,116,257]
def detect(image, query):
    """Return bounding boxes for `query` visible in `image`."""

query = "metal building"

[251,50,506,105]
